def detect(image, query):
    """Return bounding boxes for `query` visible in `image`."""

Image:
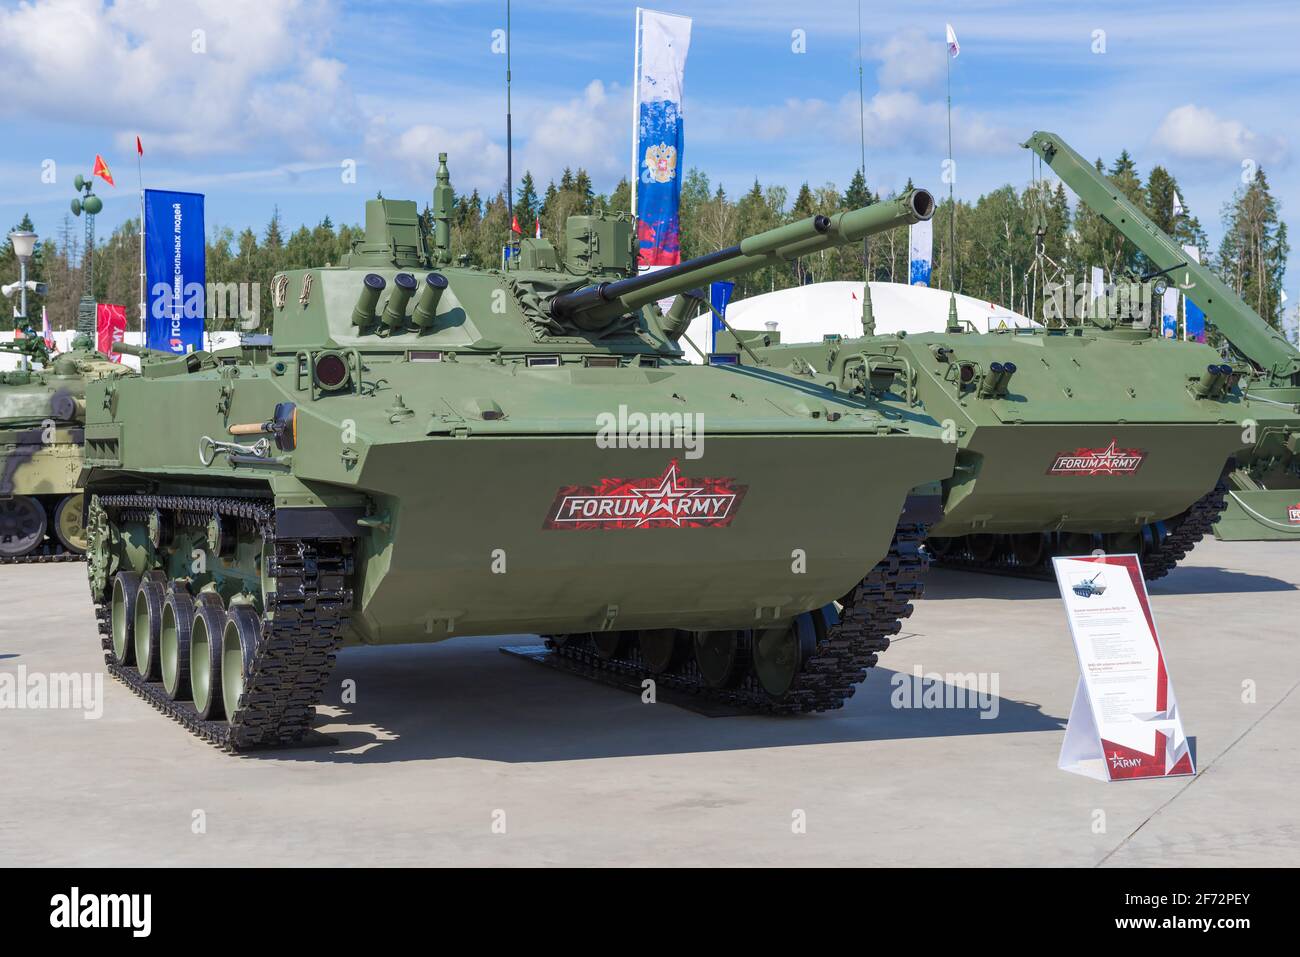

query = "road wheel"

[753,612,818,699]
[1011,533,1047,567]
[160,587,196,700]
[53,494,87,554]
[0,495,46,558]
[190,593,227,720]
[109,571,141,666]
[639,629,683,674]
[591,630,627,660]
[133,573,167,680]
[221,605,261,724]
[693,629,750,688]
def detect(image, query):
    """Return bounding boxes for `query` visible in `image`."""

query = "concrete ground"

[0,538,1296,867]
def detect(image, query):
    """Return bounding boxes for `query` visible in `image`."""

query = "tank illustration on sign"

[80,154,956,751]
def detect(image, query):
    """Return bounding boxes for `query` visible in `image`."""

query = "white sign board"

[1052,554,1194,782]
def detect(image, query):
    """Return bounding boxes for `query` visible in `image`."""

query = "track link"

[546,521,930,715]
[928,480,1230,582]
[91,493,353,752]
[1,544,83,565]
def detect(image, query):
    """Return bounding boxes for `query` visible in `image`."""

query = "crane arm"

[1023,130,1300,382]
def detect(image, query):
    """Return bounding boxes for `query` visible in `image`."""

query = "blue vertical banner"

[634,8,692,269]
[709,281,734,353]
[908,218,933,286]
[144,188,205,353]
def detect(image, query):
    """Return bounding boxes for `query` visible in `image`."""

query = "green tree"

[1218,168,1290,328]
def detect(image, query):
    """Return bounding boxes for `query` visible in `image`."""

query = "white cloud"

[0,0,358,159]
[521,80,627,183]
[873,28,945,91]
[1152,104,1287,166]
[705,91,1011,159]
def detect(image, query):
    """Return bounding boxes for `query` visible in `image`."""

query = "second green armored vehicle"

[80,156,954,751]
[717,132,1250,580]
[1020,131,1300,543]
[1,335,126,562]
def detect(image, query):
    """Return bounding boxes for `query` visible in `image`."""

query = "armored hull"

[82,162,954,750]
[727,321,1242,580]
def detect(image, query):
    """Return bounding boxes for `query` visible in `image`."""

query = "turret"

[548,189,936,332]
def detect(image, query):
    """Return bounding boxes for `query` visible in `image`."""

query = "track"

[1,544,82,565]
[545,520,930,714]
[89,493,353,753]
[927,480,1230,582]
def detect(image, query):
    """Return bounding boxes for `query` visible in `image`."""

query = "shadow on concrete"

[1147,565,1296,596]
[254,639,1065,765]
[919,569,1057,602]
[920,563,1295,602]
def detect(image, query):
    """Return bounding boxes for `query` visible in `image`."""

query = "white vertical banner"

[1090,265,1105,319]
[908,218,933,286]
[633,8,692,271]
[1161,284,1179,339]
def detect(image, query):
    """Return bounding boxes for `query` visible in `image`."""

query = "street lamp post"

[8,229,37,326]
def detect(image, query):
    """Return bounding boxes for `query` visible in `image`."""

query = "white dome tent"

[681,281,1037,360]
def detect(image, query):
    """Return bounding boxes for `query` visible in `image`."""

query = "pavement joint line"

[1095,676,1299,868]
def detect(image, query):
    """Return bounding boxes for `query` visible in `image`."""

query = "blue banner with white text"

[144,189,205,354]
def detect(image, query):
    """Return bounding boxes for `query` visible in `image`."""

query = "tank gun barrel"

[111,341,174,360]
[550,188,936,330]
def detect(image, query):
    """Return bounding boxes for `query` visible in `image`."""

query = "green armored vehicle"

[82,155,953,751]
[1021,131,1300,543]
[1,336,125,562]
[719,133,1250,580]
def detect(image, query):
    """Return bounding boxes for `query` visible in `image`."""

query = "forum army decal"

[544,460,747,530]
[1047,440,1147,476]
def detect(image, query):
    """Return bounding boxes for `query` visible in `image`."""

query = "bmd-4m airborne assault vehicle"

[81,155,953,751]
[1,337,127,562]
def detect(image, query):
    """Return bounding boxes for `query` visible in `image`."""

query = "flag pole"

[505,0,514,246]
[857,0,875,335]
[945,37,955,294]
[136,137,145,340]
[631,7,642,227]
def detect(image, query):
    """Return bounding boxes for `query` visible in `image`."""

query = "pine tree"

[1217,168,1290,327]
[515,172,539,227]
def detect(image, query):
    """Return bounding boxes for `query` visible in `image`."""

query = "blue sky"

[1,0,1296,301]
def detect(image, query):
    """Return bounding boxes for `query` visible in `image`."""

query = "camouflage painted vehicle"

[81,155,952,751]
[1,337,126,562]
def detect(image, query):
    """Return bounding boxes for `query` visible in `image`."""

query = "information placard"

[1052,554,1194,782]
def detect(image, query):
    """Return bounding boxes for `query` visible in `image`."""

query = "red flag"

[136,136,143,156]
[535,219,542,239]
[96,303,128,360]
[92,154,115,187]
[511,215,521,234]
